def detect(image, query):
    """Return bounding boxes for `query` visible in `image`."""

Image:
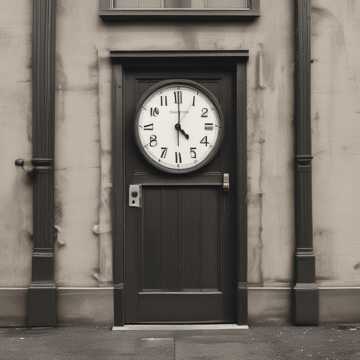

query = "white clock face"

[135,81,223,174]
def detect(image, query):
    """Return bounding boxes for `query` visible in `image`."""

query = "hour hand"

[175,123,189,140]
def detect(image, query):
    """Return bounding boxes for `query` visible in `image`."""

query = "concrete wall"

[0,1,32,287]
[312,0,360,287]
[55,0,295,283]
[0,0,32,327]
[0,0,359,326]
[54,0,295,324]
[312,0,360,323]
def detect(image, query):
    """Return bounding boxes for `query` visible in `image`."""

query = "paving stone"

[134,337,174,360]
[0,326,359,360]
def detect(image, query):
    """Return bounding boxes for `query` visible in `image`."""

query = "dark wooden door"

[121,65,237,324]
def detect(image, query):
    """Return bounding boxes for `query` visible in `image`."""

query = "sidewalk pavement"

[0,325,359,360]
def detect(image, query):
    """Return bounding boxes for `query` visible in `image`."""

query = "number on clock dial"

[137,83,221,172]
[174,91,183,104]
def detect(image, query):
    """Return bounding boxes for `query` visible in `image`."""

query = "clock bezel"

[134,79,225,175]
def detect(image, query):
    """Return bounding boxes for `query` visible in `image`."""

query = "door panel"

[140,187,223,291]
[123,67,236,323]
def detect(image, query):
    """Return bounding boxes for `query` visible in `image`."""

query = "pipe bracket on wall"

[92,224,112,235]
[15,158,53,176]
[223,173,230,192]
[54,225,65,246]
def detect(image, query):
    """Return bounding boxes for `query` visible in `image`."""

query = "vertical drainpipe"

[293,0,319,325]
[27,0,57,327]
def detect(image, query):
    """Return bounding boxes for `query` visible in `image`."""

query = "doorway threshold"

[112,324,249,331]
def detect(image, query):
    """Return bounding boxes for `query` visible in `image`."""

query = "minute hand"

[177,98,180,146]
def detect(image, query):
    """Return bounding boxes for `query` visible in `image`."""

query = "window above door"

[99,0,260,21]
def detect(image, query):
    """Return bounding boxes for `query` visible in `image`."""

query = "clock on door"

[135,79,224,174]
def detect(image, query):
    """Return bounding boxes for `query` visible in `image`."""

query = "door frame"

[110,50,249,326]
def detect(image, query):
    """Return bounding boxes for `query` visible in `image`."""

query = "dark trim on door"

[293,0,319,325]
[111,50,249,326]
[236,62,248,325]
[112,64,126,326]
[27,0,57,327]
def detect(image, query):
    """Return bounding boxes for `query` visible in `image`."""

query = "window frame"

[99,0,260,21]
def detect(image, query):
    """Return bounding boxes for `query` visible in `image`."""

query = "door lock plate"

[129,184,142,208]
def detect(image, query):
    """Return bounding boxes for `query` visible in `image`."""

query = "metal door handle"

[129,173,229,208]
[223,173,230,192]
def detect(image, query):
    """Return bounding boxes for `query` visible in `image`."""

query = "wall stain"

[62,84,98,92]
[89,48,100,82]
[257,43,275,90]
[316,276,333,282]
[56,53,66,125]
[56,0,67,16]
[26,103,32,143]
[54,198,63,226]
[247,48,269,285]
[54,169,66,229]
[55,50,98,93]
[314,228,333,238]
[312,5,346,49]
[314,2,360,100]
[314,112,320,123]
[248,70,266,285]
[347,0,358,15]
[248,192,264,285]
[179,26,200,49]
[94,47,101,148]
[258,139,265,286]
[56,53,68,90]
[354,263,360,271]
[314,226,336,281]
[248,107,261,147]
[0,29,11,48]
[13,173,33,253]
[101,149,111,156]
[312,5,342,34]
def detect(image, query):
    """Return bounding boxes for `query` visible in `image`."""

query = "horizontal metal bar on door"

[138,291,222,295]
[139,182,223,187]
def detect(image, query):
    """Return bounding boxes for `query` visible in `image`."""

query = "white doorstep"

[112,324,249,331]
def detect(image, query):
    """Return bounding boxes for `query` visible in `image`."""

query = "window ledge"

[99,8,260,21]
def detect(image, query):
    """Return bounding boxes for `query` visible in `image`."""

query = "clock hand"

[177,98,180,147]
[180,128,190,140]
[175,123,190,140]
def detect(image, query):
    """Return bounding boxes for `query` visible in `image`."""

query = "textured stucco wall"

[54,0,295,289]
[0,0,32,288]
[312,0,360,287]
[1,0,359,325]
